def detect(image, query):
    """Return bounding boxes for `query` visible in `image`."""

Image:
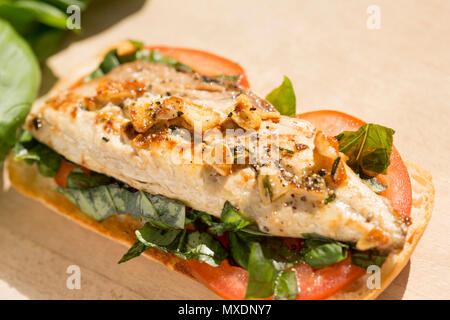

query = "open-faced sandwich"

[5,40,434,300]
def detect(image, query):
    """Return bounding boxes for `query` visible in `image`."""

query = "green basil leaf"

[122,223,227,267]
[262,237,302,269]
[0,19,40,161]
[228,232,252,269]
[136,48,191,71]
[66,168,114,189]
[118,240,147,264]
[84,46,192,82]
[301,239,348,269]
[335,123,395,175]
[274,270,298,300]
[13,132,61,177]
[34,143,62,177]
[361,176,387,194]
[208,201,251,236]
[351,249,387,269]
[244,242,277,299]
[56,183,186,228]
[265,76,296,117]
[215,75,240,83]
[235,234,302,300]
[187,202,252,236]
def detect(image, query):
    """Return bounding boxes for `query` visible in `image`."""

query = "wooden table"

[1,0,448,299]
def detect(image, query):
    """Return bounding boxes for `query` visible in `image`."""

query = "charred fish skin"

[26,61,406,251]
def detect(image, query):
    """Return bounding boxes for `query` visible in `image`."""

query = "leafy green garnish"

[300,238,348,269]
[0,20,40,161]
[119,223,227,267]
[361,176,387,194]
[84,45,192,82]
[188,201,251,236]
[274,270,298,300]
[335,124,395,176]
[227,231,302,300]
[351,249,387,269]
[118,240,147,264]
[0,1,91,62]
[262,175,273,202]
[13,131,61,177]
[56,181,186,228]
[66,168,114,189]
[265,76,296,117]
[215,75,240,83]
[324,193,336,204]
[245,242,278,299]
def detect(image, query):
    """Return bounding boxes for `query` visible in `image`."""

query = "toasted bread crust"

[6,157,434,300]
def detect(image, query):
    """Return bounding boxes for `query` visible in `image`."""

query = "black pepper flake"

[318,169,327,176]
[102,137,110,142]
[166,91,171,96]
[32,117,42,130]
[263,226,270,232]
[177,111,184,117]
[228,112,233,117]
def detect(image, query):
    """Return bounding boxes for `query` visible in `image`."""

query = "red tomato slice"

[145,46,250,88]
[55,160,90,187]
[55,161,78,187]
[188,256,365,300]
[187,259,248,300]
[294,257,365,300]
[297,110,412,217]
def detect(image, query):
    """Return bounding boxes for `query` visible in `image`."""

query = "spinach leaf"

[120,223,227,267]
[265,76,296,117]
[0,19,40,161]
[274,270,298,300]
[13,131,62,177]
[351,249,387,269]
[0,1,68,30]
[335,124,395,176]
[27,25,65,62]
[300,239,348,268]
[56,183,186,228]
[39,0,88,12]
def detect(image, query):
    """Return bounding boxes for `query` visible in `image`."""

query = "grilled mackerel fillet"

[25,61,407,251]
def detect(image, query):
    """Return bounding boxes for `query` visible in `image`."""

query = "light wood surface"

[1,0,449,299]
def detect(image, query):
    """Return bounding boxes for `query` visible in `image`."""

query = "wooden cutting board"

[1,0,448,299]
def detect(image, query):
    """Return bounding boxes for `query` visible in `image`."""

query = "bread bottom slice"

[5,157,434,300]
